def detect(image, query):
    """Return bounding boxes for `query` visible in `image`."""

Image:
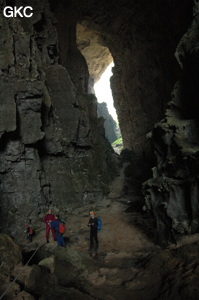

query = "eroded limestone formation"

[1,0,199,299]
[97,102,117,144]
[76,23,113,85]
[0,0,117,240]
[143,2,199,248]
[0,0,197,253]
[75,0,193,156]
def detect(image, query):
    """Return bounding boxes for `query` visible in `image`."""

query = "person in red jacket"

[43,209,56,243]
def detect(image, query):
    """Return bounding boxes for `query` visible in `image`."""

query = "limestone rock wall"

[0,234,22,297]
[0,0,196,245]
[143,2,199,248]
[76,23,113,85]
[97,102,117,144]
[75,0,193,157]
[0,0,117,239]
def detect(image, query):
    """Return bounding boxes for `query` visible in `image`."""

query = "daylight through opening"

[94,64,123,153]
[76,22,123,153]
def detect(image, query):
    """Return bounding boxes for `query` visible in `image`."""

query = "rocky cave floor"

[2,175,199,300]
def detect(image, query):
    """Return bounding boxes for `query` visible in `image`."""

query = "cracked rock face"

[0,0,117,239]
[0,0,197,254]
[97,102,117,144]
[76,23,113,85]
[74,0,193,155]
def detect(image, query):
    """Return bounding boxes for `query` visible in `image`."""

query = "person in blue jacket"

[50,215,65,247]
[87,211,98,251]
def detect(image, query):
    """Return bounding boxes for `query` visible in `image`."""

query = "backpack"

[97,218,102,231]
[59,221,66,234]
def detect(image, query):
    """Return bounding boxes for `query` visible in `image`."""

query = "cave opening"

[76,23,123,150]
[2,1,199,298]
[94,63,123,150]
[94,63,117,121]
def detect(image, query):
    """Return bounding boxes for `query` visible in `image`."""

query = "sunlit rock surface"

[97,102,117,144]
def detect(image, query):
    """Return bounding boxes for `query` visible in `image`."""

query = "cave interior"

[1,0,199,299]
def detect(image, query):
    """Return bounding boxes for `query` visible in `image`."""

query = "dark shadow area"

[125,204,158,245]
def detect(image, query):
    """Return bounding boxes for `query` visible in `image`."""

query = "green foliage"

[112,137,123,146]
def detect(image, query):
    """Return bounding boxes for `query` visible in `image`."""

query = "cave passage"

[94,63,117,121]
[94,63,123,149]
[76,22,122,147]
[1,0,199,299]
